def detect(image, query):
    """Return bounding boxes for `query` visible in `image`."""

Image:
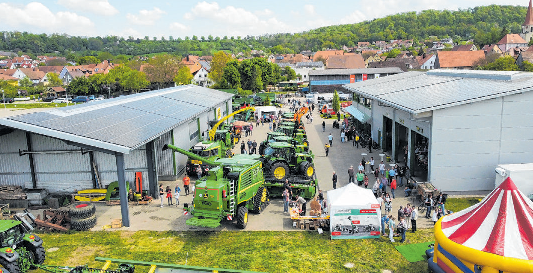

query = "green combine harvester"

[163,144,268,229]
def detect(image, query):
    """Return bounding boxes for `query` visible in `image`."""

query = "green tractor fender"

[0,247,19,263]
[22,234,43,248]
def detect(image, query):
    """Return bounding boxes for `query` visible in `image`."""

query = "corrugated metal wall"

[30,134,92,192]
[0,130,31,186]
[94,146,149,191]
[155,131,173,177]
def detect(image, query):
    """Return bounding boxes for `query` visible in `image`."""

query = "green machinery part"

[104,181,130,201]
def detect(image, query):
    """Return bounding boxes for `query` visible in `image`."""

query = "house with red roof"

[435,51,486,69]
[497,34,528,53]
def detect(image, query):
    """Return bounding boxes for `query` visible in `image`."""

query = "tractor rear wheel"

[68,203,96,219]
[299,161,314,180]
[0,258,20,273]
[236,206,248,229]
[71,215,97,231]
[24,242,46,266]
[252,187,268,214]
[271,162,289,181]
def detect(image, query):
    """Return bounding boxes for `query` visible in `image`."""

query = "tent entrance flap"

[344,105,370,123]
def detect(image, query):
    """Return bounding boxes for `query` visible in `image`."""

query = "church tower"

[521,0,533,43]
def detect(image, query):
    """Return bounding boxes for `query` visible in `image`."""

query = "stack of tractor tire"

[68,203,97,231]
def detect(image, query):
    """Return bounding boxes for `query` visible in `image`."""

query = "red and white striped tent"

[440,177,533,260]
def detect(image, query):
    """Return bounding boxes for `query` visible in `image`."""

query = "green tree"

[384,48,401,58]
[97,52,114,62]
[282,66,297,81]
[263,94,272,106]
[122,70,149,92]
[251,65,263,92]
[0,80,17,97]
[522,60,533,71]
[46,73,63,87]
[332,90,341,120]
[478,56,518,71]
[209,51,231,85]
[19,76,33,88]
[143,54,180,89]
[68,76,90,95]
[78,56,99,65]
[222,63,241,88]
[174,66,193,85]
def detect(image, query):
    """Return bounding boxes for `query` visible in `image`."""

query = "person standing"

[354,133,359,148]
[159,184,164,208]
[247,139,253,153]
[317,190,325,210]
[364,174,369,188]
[398,165,405,187]
[332,171,337,189]
[384,193,392,213]
[322,121,325,132]
[340,130,345,143]
[411,206,418,232]
[166,185,173,206]
[381,176,388,195]
[183,174,190,195]
[388,167,396,185]
[324,143,330,157]
[240,141,246,154]
[348,166,355,184]
[370,157,375,172]
[381,214,389,236]
[282,188,289,213]
[356,171,365,186]
[358,162,364,173]
[174,184,181,206]
[372,181,380,197]
[196,165,203,180]
[437,193,447,216]
[388,216,396,242]
[379,161,385,176]
[252,140,257,154]
[376,193,384,212]
[297,195,307,216]
[399,217,407,243]
[368,137,372,153]
[361,158,366,173]
[328,133,333,146]
[404,204,412,229]
[397,205,404,220]
[390,178,397,199]
[425,193,433,218]
[432,208,439,225]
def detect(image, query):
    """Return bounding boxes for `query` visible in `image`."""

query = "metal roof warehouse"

[343,69,533,192]
[0,85,233,226]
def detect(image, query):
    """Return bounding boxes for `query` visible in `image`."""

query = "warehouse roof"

[0,85,233,154]
[343,69,533,114]
[309,67,403,76]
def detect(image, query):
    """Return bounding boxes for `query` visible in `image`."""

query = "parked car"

[0,97,14,103]
[51,98,69,103]
[94,96,104,101]
[88,95,95,100]
[72,96,90,103]
[43,96,57,102]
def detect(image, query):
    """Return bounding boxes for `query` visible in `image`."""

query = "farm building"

[309,68,402,93]
[344,69,533,192]
[0,85,233,226]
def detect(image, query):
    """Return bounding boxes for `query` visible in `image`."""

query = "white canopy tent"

[328,183,382,239]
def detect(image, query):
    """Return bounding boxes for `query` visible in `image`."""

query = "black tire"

[252,187,268,214]
[299,161,314,180]
[258,143,265,155]
[236,206,248,229]
[24,243,45,266]
[71,215,97,231]
[270,162,289,182]
[225,149,232,158]
[302,140,309,147]
[0,259,20,273]
[68,203,96,219]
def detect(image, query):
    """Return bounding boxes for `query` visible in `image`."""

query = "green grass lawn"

[35,198,481,273]
[38,229,434,273]
[4,103,68,109]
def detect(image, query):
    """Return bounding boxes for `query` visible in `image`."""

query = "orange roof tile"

[0,74,17,81]
[497,34,527,45]
[313,50,344,62]
[437,51,486,68]
[326,54,365,69]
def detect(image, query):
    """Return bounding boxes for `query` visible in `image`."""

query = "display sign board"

[330,207,381,239]
[350,75,355,83]
[216,107,222,120]
[362,74,368,81]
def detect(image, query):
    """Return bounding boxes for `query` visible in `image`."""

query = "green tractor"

[260,141,316,198]
[163,144,268,229]
[185,130,235,177]
[0,220,45,273]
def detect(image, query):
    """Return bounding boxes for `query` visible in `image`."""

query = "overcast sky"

[0,0,529,39]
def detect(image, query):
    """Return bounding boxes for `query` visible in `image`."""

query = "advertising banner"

[362,74,368,81]
[330,206,381,239]
[350,75,355,83]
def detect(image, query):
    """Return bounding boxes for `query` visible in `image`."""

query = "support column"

[407,129,412,170]
[115,153,130,227]
[146,141,158,199]
[25,132,37,189]
[391,110,396,163]
[89,151,97,188]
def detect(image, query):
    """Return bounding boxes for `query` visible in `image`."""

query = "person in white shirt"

[370,157,375,172]
[379,161,386,176]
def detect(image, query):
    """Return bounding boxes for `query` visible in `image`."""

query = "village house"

[452,44,478,51]
[434,51,486,69]
[326,54,366,69]
[419,54,436,70]
[497,34,529,53]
